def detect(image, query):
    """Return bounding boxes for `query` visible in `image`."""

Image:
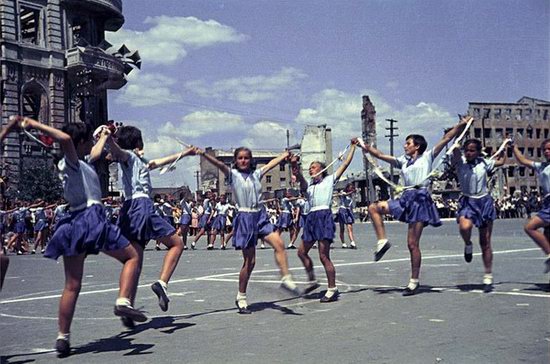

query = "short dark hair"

[310,161,328,178]
[61,123,92,147]
[463,139,482,152]
[541,139,550,151]
[406,134,428,154]
[116,125,143,150]
[233,147,255,171]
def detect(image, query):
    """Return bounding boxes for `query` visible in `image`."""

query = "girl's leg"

[151,233,184,311]
[297,240,316,285]
[368,201,392,260]
[479,222,494,291]
[458,216,474,263]
[318,240,339,302]
[339,222,346,247]
[103,244,142,302]
[192,228,206,248]
[58,254,86,336]
[210,230,217,248]
[235,247,256,314]
[347,224,356,248]
[523,216,550,272]
[403,222,424,296]
[0,253,9,290]
[179,225,189,249]
[264,231,300,294]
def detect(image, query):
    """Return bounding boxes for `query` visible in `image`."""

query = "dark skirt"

[336,207,354,225]
[199,214,212,230]
[232,208,274,250]
[211,214,226,231]
[45,204,129,260]
[298,214,307,228]
[456,195,496,228]
[14,221,26,234]
[302,209,335,243]
[34,220,48,232]
[276,212,293,229]
[536,196,550,223]
[179,214,191,226]
[388,189,442,227]
[118,197,176,248]
[163,215,175,227]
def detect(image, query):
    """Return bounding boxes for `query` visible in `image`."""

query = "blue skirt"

[14,221,26,234]
[179,214,191,226]
[336,207,354,225]
[118,197,176,248]
[211,214,226,231]
[34,220,48,232]
[163,215,175,227]
[298,214,307,228]
[199,214,212,230]
[232,208,274,250]
[45,204,129,260]
[276,212,293,229]
[302,209,335,243]
[536,196,550,223]
[456,195,496,228]
[388,189,442,227]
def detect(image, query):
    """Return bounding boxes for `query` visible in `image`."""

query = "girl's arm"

[290,155,308,192]
[195,148,231,177]
[432,116,472,158]
[512,145,534,168]
[148,147,196,170]
[106,137,130,162]
[334,141,357,180]
[355,138,396,164]
[8,117,78,165]
[260,150,291,176]
[493,151,507,168]
[89,127,111,163]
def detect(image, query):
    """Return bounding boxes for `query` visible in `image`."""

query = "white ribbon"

[489,138,512,160]
[311,144,351,178]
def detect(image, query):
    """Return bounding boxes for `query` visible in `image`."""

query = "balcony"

[61,0,124,31]
[66,46,127,90]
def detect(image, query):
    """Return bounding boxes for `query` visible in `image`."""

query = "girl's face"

[404,138,419,156]
[308,162,322,177]
[235,150,252,171]
[464,143,480,161]
[543,142,550,160]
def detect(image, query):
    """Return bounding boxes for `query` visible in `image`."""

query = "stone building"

[467,96,550,196]
[0,0,138,200]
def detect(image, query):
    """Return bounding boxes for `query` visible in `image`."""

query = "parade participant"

[32,201,56,254]
[336,183,358,249]
[107,125,197,319]
[512,139,550,273]
[360,116,471,296]
[197,146,300,314]
[178,193,193,250]
[211,194,230,249]
[452,139,506,292]
[191,191,214,249]
[1,116,146,356]
[276,191,297,249]
[291,140,357,302]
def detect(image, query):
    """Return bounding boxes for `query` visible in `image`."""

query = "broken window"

[20,6,42,45]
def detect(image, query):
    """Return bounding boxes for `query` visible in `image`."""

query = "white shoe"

[341,243,348,249]
[350,241,357,249]
[260,243,266,249]
[280,275,301,295]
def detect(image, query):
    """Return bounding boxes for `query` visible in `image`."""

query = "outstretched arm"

[195,148,231,177]
[260,150,290,176]
[148,147,197,170]
[355,138,396,164]
[290,154,308,192]
[6,116,77,165]
[334,141,357,180]
[512,145,534,168]
[432,115,472,158]
[89,127,111,163]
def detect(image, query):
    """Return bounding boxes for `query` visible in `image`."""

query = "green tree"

[16,158,63,203]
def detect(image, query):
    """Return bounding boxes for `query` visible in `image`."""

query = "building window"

[507,167,514,177]
[526,127,533,139]
[515,109,523,120]
[20,6,43,45]
[543,109,549,120]
[279,164,285,172]
[545,129,549,139]
[266,186,272,192]
[474,128,481,138]
[280,177,286,182]
[525,108,532,120]
[536,129,541,138]
[495,128,503,138]
[493,109,501,119]
[266,175,272,183]
[506,128,514,136]
[527,148,534,157]
[507,148,513,158]
[519,167,525,177]
[517,128,524,137]
[482,108,491,119]
[483,128,491,139]
[505,109,512,120]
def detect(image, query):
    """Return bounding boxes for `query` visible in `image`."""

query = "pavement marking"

[0,247,542,305]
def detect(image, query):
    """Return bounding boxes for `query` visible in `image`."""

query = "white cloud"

[240,121,290,149]
[159,110,244,139]
[106,16,247,65]
[185,67,307,103]
[115,71,180,107]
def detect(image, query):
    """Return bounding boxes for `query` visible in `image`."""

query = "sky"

[105,0,549,189]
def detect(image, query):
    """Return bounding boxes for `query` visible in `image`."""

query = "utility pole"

[385,118,399,198]
[194,170,200,198]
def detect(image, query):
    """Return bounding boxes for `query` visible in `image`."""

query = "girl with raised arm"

[197,146,300,314]
[291,140,357,302]
[512,139,550,273]
[359,116,470,296]
[106,125,196,324]
[1,116,146,356]
[451,139,506,292]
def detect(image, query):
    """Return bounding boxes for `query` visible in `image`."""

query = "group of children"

[0,114,548,357]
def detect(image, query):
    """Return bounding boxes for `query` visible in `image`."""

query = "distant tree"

[15,158,62,203]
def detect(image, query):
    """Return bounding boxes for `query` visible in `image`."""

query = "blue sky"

[106,0,549,189]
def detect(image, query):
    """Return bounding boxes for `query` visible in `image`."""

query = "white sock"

[325,286,338,298]
[376,239,388,249]
[407,278,419,290]
[158,280,168,290]
[236,292,247,300]
[483,274,493,285]
[116,297,131,307]
[57,332,70,341]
